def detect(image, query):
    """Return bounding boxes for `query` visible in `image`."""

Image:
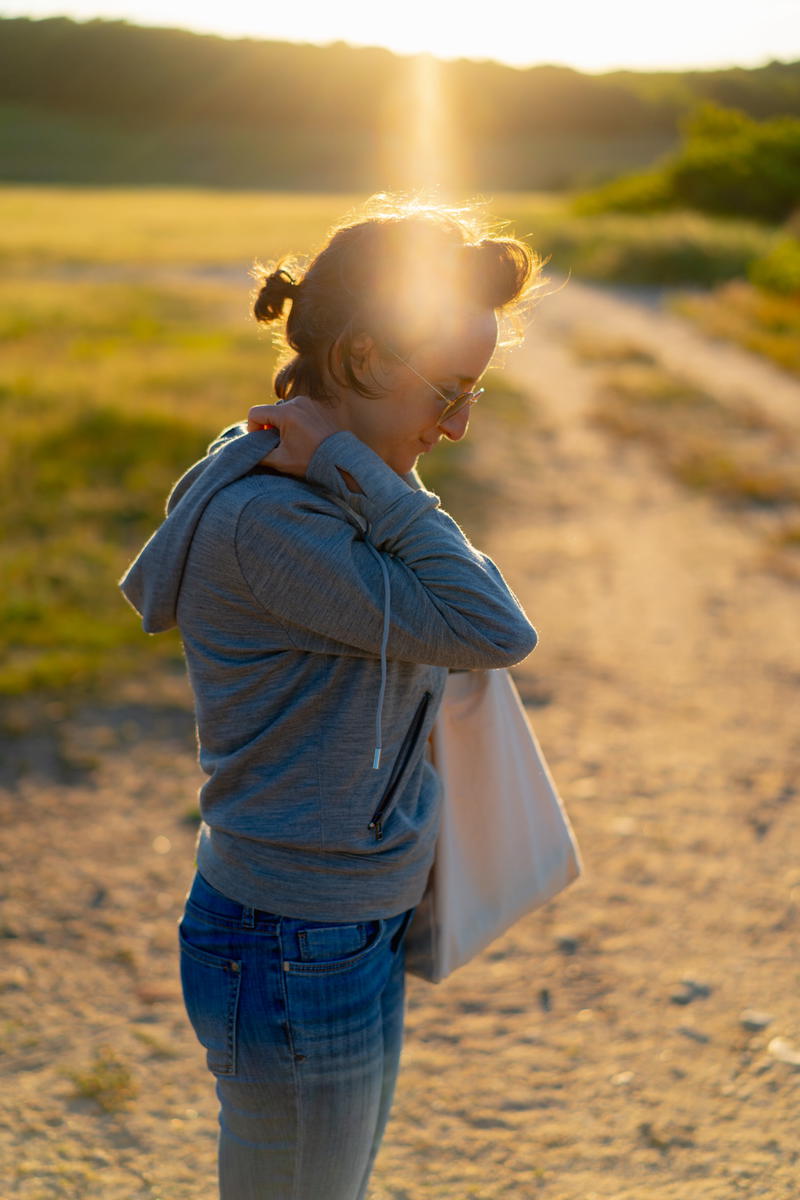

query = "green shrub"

[748,236,800,296]
[571,168,673,217]
[670,105,800,224]
[528,209,771,286]
[573,103,800,224]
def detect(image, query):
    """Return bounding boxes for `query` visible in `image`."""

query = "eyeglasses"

[387,349,484,427]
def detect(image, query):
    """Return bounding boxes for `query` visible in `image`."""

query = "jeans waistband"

[186,871,286,931]
[186,870,407,935]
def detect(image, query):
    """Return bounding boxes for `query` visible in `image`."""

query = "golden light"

[408,55,451,194]
[383,53,462,197]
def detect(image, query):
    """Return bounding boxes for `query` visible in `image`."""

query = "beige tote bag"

[404,668,582,984]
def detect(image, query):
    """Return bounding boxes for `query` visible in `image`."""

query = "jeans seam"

[225,963,241,1075]
[277,919,304,1200]
[178,929,241,1076]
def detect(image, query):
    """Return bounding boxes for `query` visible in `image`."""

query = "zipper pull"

[368,818,383,842]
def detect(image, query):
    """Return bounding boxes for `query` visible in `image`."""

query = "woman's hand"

[247,396,342,479]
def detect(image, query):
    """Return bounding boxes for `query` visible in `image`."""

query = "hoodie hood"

[119,427,279,633]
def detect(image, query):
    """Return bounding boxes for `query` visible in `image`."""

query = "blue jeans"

[178,871,414,1200]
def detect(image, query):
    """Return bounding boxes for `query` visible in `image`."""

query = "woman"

[121,197,540,1200]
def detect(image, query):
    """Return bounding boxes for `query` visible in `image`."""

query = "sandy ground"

[2,280,800,1199]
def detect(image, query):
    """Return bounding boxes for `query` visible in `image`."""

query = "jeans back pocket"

[179,927,242,1076]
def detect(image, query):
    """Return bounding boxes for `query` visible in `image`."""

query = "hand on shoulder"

[247,396,341,479]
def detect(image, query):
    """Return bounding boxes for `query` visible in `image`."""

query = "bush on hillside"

[748,236,800,295]
[528,209,771,286]
[573,103,800,224]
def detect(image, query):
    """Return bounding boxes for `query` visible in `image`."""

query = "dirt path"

[2,285,799,1199]
[528,277,800,427]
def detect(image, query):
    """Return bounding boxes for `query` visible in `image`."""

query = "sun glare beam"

[410,56,446,193]
[385,54,461,197]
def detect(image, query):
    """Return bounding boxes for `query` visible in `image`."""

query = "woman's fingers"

[247,403,278,432]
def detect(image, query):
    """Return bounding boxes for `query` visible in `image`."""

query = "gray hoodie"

[120,425,537,921]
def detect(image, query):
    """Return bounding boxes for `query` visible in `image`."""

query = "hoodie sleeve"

[235,431,537,670]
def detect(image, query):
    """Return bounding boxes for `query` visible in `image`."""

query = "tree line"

[1,16,798,190]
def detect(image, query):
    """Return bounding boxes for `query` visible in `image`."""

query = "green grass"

[68,1046,138,1112]
[0,186,776,288]
[0,187,358,268]
[498,199,774,287]
[0,271,285,696]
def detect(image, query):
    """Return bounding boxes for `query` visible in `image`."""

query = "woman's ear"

[330,329,394,393]
[330,329,373,379]
[349,332,374,373]
[350,332,397,392]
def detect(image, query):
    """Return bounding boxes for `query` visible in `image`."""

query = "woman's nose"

[437,406,471,441]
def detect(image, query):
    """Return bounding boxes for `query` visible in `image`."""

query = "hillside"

[1,17,799,189]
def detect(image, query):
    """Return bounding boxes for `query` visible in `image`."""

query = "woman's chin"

[386,451,421,477]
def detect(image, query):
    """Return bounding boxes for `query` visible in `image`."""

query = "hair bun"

[254,268,300,323]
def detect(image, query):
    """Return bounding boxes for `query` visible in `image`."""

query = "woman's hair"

[252,195,545,403]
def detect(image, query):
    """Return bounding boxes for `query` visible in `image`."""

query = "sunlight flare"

[384,53,461,195]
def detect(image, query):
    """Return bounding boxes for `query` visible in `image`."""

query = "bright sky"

[3,0,800,71]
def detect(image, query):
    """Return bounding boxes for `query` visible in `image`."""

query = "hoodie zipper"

[368,691,432,841]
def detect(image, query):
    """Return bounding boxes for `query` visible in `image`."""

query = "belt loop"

[241,905,255,929]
